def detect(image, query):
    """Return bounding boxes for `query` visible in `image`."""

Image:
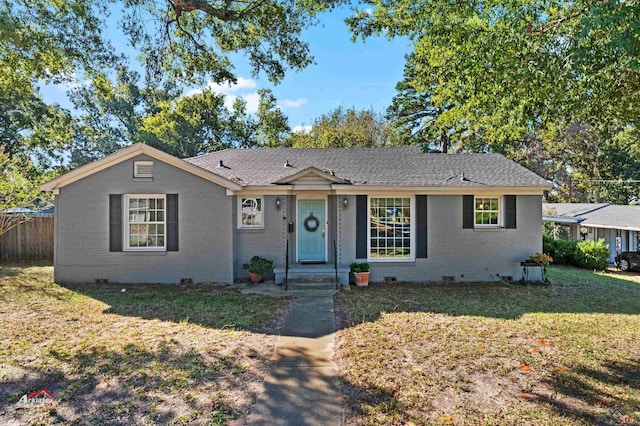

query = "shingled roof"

[185,146,550,188]
[544,203,640,230]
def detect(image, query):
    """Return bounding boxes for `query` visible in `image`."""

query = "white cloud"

[219,91,260,114]
[242,92,261,114]
[182,87,204,98]
[183,77,261,113]
[209,77,258,94]
[279,98,308,109]
[184,77,258,98]
[221,94,238,111]
[40,72,89,93]
[292,125,312,134]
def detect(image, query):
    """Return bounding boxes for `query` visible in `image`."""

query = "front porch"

[274,263,350,288]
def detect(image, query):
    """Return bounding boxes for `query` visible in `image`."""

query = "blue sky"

[40,6,411,131]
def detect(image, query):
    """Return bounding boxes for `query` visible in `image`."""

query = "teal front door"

[298,199,325,262]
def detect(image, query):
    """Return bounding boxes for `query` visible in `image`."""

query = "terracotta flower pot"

[354,272,370,287]
[249,272,262,284]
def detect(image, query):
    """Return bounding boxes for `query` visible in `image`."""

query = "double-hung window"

[369,197,413,260]
[474,197,500,227]
[125,195,166,250]
[238,197,263,228]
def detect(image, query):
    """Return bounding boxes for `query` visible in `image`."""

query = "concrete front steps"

[274,264,350,291]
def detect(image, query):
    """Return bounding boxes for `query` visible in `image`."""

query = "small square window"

[238,197,264,228]
[134,161,154,178]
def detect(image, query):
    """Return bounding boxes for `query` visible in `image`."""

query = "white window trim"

[367,195,416,262]
[474,195,502,228]
[134,161,154,178]
[124,194,167,251]
[237,196,265,229]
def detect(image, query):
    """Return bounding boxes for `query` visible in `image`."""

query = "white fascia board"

[40,143,243,192]
[542,216,582,224]
[580,223,640,232]
[331,185,548,195]
[226,185,294,196]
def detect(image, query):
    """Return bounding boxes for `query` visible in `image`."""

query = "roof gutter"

[542,216,582,225]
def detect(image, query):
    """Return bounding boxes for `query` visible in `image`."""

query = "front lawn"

[0,263,290,425]
[335,266,640,425]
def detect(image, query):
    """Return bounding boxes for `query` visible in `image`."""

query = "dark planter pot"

[249,272,262,284]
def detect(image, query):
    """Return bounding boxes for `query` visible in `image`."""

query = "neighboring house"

[2,207,54,216]
[40,143,550,285]
[543,203,640,263]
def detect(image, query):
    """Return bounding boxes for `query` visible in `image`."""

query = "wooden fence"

[0,216,54,260]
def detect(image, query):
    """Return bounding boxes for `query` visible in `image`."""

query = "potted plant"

[350,262,371,287]
[242,256,274,283]
[529,253,553,266]
[529,252,553,284]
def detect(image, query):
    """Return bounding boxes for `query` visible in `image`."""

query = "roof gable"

[272,166,351,185]
[40,144,243,193]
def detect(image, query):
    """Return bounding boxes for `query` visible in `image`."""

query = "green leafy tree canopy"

[287,106,402,148]
[0,148,52,236]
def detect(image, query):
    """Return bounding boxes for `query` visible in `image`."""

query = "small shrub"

[242,256,273,276]
[543,236,610,270]
[350,262,370,273]
[543,235,577,265]
[575,239,610,270]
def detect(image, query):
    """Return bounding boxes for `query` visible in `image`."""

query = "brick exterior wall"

[54,154,544,285]
[233,194,287,279]
[337,194,543,282]
[54,154,234,284]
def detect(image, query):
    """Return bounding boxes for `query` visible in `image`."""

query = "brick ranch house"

[41,143,550,285]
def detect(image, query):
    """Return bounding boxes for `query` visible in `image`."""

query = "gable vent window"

[134,161,154,178]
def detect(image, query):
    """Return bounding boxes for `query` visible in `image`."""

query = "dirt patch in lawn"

[334,267,640,425]
[0,263,291,425]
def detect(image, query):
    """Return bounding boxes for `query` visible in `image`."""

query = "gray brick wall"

[337,195,357,266]
[338,194,543,282]
[54,154,234,284]
[54,155,544,285]
[233,194,287,279]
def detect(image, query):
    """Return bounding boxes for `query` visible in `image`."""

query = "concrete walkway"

[243,295,344,425]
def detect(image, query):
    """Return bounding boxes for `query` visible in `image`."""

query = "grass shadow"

[536,358,640,425]
[1,264,289,425]
[334,265,640,424]
[63,282,290,334]
[335,265,640,325]
[0,266,20,278]
[1,341,256,425]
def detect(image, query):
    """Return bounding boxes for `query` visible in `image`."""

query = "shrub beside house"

[543,235,610,270]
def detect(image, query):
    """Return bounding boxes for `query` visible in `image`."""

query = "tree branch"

[171,0,242,22]
[533,6,591,35]
[165,7,206,51]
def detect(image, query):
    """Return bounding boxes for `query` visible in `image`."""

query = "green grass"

[0,263,290,425]
[335,265,640,425]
